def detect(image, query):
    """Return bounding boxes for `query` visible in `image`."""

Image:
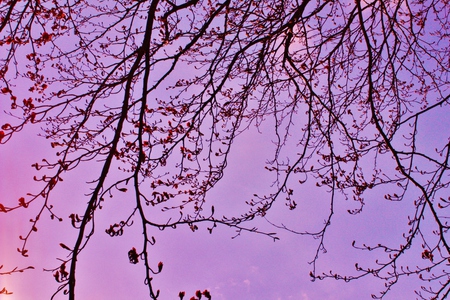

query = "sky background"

[1,108,442,300]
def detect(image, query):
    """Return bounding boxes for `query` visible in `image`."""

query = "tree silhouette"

[1,0,449,299]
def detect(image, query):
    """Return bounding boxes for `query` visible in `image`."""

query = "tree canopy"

[1,0,449,299]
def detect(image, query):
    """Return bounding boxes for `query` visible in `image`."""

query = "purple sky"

[1,113,441,299]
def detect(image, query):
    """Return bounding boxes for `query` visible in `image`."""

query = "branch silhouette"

[0,0,449,298]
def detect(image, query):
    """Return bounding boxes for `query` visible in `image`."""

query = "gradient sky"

[1,110,444,300]
[1,1,449,300]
